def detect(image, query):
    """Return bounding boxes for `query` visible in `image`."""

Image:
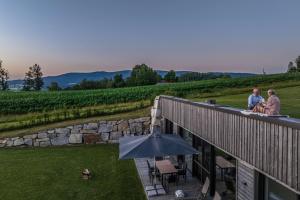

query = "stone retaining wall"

[0,117,150,148]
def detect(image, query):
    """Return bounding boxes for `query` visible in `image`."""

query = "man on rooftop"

[248,87,265,110]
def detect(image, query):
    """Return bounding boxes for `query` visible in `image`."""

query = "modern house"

[158,95,300,200]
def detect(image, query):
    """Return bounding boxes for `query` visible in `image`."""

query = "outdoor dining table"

[156,160,178,187]
[216,156,235,181]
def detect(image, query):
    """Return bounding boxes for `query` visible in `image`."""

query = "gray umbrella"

[119,133,199,160]
[119,131,199,190]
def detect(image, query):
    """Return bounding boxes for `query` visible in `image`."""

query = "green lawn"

[0,145,146,200]
[190,85,300,118]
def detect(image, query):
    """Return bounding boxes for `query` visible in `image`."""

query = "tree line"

[0,61,234,91]
[4,57,300,92]
[66,65,229,90]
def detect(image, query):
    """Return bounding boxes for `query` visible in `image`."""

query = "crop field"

[1,73,300,115]
[1,73,300,133]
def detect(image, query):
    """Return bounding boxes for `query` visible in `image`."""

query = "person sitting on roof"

[248,87,265,110]
[264,89,281,115]
[253,89,281,115]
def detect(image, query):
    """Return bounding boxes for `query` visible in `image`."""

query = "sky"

[0,0,300,79]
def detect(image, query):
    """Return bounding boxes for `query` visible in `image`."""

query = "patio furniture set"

[147,159,187,193]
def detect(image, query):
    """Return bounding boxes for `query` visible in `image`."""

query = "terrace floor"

[135,158,236,200]
[135,158,202,200]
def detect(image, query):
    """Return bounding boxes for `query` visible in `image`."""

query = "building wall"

[237,161,255,200]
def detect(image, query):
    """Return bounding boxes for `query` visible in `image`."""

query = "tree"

[296,56,300,72]
[47,82,61,91]
[126,64,159,86]
[164,70,177,82]
[23,64,44,91]
[0,60,9,91]
[287,61,297,73]
[113,74,126,88]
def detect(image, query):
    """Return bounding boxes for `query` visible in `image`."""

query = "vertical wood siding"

[159,96,300,193]
[237,161,255,200]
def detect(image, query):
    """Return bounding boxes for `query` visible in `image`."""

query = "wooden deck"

[135,158,201,200]
[159,95,300,193]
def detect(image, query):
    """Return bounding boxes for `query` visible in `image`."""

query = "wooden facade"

[159,95,300,194]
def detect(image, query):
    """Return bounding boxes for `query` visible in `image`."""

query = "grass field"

[190,85,300,118]
[0,145,146,200]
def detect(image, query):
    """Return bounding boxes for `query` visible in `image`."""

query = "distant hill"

[8,70,256,89]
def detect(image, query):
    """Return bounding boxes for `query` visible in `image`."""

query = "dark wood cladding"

[159,95,300,192]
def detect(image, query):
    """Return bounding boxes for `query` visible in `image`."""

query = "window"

[264,177,298,200]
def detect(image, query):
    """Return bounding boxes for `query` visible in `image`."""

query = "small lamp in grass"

[82,169,91,180]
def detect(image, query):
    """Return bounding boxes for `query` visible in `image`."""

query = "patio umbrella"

[119,132,199,160]
[119,130,199,193]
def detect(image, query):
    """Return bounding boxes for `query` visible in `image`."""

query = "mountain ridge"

[8,70,256,89]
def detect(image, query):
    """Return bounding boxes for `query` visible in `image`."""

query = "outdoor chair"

[177,162,187,182]
[147,160,160,184]
[147,160,155,183]
[164,173,179,192]
[175,177,210,200]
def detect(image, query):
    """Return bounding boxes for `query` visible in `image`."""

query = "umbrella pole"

[153,156,156,188]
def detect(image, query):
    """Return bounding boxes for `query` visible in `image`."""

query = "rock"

[71,129,80,134]
[123,130,131,136]
[83,134,101,144]
[6,140,13,147]
[51,136,69,146]
[130,122,142,134]
[23,134,37,139]
[110,132,122,140]
[0,139,7,147]
[108,140,119,144]
[24,138,33,146]
[13,138,24,146]
[74,124,83,129]
[47,130,55,134]
[108,121,117,126]
[86,123,98,130]
[118,120,129,131]
[80,129,97,134]
[143,120,151,126]
[135,124,143,133]
[37,132,48,139]
[36,138,50,142]
[99,124,113,133]
[40,141,51,147]
[48,132,57,139]
[137,117,151,122]
[100,132,110,142]
[33,141,39,147]
[55,128,70,135]
[112,125,118,132]
[69,134,82,144]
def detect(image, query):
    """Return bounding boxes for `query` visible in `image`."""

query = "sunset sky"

[1,0,300,79]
